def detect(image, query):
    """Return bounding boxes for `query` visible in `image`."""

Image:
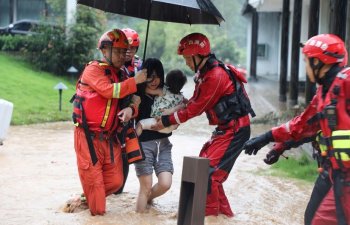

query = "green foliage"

[24,24,67,74]
[211,34,241,64]
[65,5,107,72]
[0,35,28,51]
[0,53,75,125]
[46,0,66,17]
[270,153,318,183]
[1,0,247,78]
[0,3,107,76]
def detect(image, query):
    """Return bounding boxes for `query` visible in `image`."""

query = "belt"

[217,115,250,130]
[90,131,111,141]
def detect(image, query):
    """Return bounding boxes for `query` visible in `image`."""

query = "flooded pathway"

[0,121,311,225]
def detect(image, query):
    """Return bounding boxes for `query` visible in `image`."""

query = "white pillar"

[66,0,77,27]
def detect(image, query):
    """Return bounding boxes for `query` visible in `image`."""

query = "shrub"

[1,5,106,76]
[0,35,28,51]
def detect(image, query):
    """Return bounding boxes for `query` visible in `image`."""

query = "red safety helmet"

[340,49,348,67]
[97,29,129,50]
[177,33,211,56]
[122,28,140,47]
[302,34,346,65]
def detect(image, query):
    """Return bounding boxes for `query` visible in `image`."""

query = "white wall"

[257,12,280,78]
[245,14,253,77]
[319,0,330,34]
[297,0,310,82]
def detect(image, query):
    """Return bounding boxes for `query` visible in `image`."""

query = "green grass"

[269,153,319,183]
[0,53,76,125]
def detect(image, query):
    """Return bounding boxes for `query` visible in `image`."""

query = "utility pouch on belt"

[125,127,145,164]
[117,123,145,164]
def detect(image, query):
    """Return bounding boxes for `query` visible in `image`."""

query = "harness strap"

[220,63,256,118]
[318,135,332,147]
[80,102,98,166]
[109,138,114,163]
[307,112,325,125]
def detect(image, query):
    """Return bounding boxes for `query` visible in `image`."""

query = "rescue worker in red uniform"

[264,136,332,225]
[122,28,143,77]
[152,33,254,217]
[114,28,143,195]
[244,34,350,225]
[72,29,147,215]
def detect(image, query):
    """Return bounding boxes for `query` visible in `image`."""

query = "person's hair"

[137,58,164,94]
[165,69,187,94]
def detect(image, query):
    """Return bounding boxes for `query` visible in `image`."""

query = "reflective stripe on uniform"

[318,130,350,162]
[113,83,121,98]
[101,99,112,128]
[174,111,181,124]
[332,130,350,161]
[98,62,109,67]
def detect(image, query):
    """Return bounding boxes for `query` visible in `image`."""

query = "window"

[13,22,32,31]
[257,43,268,59]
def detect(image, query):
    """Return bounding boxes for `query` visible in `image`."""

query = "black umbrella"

[77,0,225,60]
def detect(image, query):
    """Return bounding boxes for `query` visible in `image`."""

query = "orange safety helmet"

[97,29,129,50]
[122,28,140,47]
[177,33,211,56]
[302,34,346,65]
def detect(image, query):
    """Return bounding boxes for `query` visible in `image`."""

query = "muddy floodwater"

[0,79,312,225]
[0,120,312,225]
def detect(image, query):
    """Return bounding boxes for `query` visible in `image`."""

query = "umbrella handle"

[142,2,153,62]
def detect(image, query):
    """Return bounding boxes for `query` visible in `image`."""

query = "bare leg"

[136,174,153,213]
[148,172,172,203]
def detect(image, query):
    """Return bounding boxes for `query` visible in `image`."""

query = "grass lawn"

[270,153,319,183]
[0,53,76,125]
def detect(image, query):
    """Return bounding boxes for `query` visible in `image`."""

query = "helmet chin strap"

[309,58,325,84]
[192,55,205,73]
[104,47,114,67]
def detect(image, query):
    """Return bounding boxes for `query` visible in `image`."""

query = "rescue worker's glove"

[264,149,281,165]
[244,131,274,155]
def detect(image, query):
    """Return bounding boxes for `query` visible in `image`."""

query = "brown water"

[0,121,311,225]
[0,79,312,225]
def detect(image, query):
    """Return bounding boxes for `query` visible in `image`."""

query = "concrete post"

[177,156,210,225]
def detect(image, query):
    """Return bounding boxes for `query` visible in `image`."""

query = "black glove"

[264,150,281,165]
[244,131,274,155]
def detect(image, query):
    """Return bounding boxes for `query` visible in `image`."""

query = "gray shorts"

[134,137,174,176]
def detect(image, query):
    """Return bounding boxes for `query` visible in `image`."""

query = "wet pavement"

[0,77,312,225]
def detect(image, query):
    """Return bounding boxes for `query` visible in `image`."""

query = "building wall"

[319,0,331,33]
[297,0,310,82]
[244,0,332,82]
[0,0,48,27]
[256,12,280,79]
[0,0,76,27]
[0,0,10,26]
[245,14,252,77]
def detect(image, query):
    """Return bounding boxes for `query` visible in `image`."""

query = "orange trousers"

[74,127,123,215]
